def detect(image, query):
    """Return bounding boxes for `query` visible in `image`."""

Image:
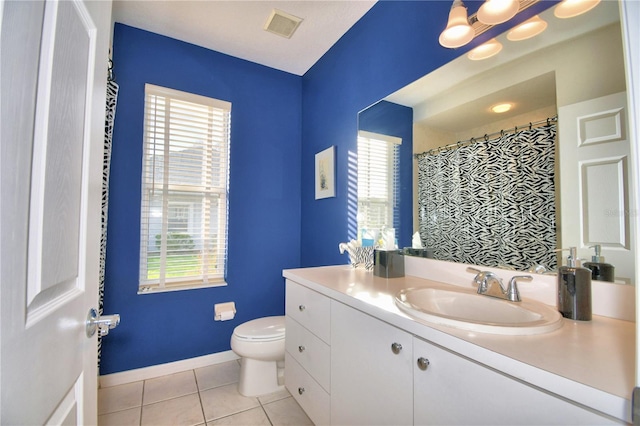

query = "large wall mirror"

[360,1,635,285]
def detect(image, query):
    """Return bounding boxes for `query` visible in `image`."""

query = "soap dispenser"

[556,247,592,321]
[583,244,615,283]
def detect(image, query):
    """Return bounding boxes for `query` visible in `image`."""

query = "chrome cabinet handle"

[391,342,403,354]
[417,357,430,371]
[298,304,305,311]
[298,345,305,353]
[298,387,305,395]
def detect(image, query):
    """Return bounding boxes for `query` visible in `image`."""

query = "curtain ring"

[457,140,464,148]
[484,134,489,141]
[471,137,476,144]
[547,118,551,126]
[514,125,518,133]
[500,129,505,137]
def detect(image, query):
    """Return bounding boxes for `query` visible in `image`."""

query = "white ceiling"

[111,1,377,76]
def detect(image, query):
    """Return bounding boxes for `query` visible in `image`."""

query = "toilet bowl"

[230,316,285,396]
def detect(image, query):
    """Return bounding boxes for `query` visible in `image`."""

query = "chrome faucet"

[466,267,532,302]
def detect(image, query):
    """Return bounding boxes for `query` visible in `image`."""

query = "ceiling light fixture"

[554,0,601,19]
[506,15,547,41]
[491,103,513,113]
[477,0,519,25]
[439,0,475,48]
[467,38,503,60]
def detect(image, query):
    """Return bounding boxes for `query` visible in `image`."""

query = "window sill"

[138,280,227,295]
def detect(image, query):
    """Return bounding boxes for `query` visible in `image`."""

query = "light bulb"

[507,15,547,41]
[439,0,475,48]
[467,39,503,60]
[477,0,519,25]
[554,0,601,19]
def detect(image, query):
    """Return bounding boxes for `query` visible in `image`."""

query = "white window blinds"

[139,84,231,291]
[357,131,401,232]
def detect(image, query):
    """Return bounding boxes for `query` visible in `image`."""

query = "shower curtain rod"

[414,115,558,158]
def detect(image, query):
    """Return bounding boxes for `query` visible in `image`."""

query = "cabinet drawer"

[285,352,330,426]
[285,316,330,392]
[285,280,330,343]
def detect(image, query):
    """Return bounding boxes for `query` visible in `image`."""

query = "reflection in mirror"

[360,1,634,284]
[356,101,413,249]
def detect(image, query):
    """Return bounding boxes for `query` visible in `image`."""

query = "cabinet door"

[413,337,617,425]
[331,301,413,426]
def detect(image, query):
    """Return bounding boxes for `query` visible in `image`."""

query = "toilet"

[230,316,286,396]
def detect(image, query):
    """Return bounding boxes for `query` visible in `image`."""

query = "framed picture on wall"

[315,146,336,199]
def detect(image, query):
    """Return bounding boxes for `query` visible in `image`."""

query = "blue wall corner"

[101,24,302,375]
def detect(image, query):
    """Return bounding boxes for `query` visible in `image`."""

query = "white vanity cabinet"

[413,337,618,425]
[330,299,413,426]
[284,280,331,426]
[284,277,622,425]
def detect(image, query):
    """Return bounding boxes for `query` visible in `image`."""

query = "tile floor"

[98,360,313,426]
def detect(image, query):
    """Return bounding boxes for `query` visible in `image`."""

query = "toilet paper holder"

[214,302,236,321]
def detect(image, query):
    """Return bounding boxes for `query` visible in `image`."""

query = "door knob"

[417,357,430,371]
[86,308,120,338]
[391,342,403,354]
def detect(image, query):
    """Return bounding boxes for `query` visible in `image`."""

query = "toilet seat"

[233,316,285,341]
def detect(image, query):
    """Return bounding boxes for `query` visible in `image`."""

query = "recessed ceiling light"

[554,0,601,19]
[491,103,513,113]
[507,15,547,41]
[467,39,503,60]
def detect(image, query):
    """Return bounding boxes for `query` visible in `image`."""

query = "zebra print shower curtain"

[98,72,119,370]
[416,123,557,271]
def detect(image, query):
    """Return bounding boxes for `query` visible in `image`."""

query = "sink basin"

[395,287,563,335]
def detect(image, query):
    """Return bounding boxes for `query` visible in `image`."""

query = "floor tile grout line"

[141,390,201,407]
[193,369,209,426]
[256,393,275,426]
[139,379,145,426]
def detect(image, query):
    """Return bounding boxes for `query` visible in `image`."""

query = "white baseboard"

[99,350,240,388]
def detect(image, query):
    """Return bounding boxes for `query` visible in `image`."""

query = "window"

[357,131,401,235]
[139,84,231,292]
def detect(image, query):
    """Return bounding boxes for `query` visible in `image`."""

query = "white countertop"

[283,264,635,423]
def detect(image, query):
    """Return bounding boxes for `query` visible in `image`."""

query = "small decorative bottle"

[583,245,615,283]
[556,247,592,321]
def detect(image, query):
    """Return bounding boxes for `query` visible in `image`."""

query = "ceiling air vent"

[264,9,303,39]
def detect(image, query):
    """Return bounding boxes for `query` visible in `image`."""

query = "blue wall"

[101,24,302,374]
[300,1,455,267]
[103,1,557,374]
[299,0,557,267]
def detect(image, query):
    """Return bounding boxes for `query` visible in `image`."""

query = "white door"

[1,0,112,424]
[558,91,635,284]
